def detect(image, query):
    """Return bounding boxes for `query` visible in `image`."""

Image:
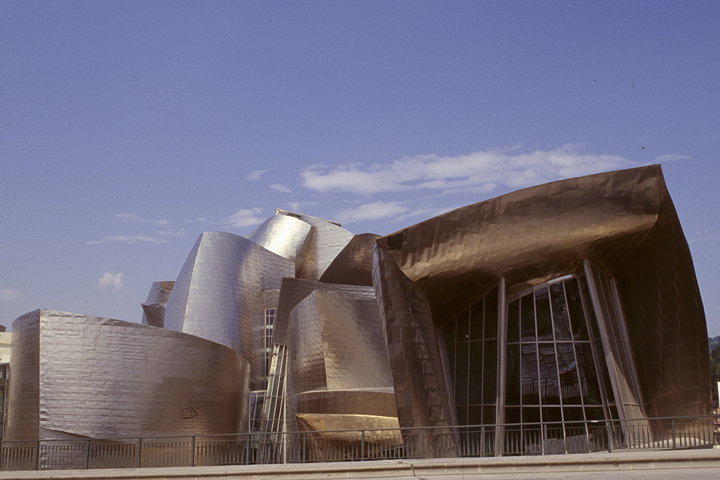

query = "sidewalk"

[3,448,720,480]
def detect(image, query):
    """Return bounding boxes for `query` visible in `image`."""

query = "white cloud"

[0,288,22,301]
[300,144,636,195]
[246,169,269,181]
[335,201,410,224]
[114,213,170,226]
[226,208,265,227]
[655,154,691,163]
[98,272,124,292]
[87,235,168,245]
[270,184,292,193]
[156,228,187,237]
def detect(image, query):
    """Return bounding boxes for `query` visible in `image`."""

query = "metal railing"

[2,415,718,471]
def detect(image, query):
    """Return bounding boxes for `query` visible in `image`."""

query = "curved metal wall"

[141,280,174,328]
[164,231,293,390]
[284,285,395,433]
[6,310,250,441]
[247,213,313,274]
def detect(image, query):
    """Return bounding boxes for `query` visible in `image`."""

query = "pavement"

[2,448,720,480]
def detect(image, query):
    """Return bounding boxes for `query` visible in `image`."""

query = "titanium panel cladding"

[247,213,313,268]
[141,281,174,328]
[164,231,293,389]
[4,310,40,441]
[285,289,395,432]
[274,210,355,282]
[6,310,250,441]
[273,277,376,346]
[371,244,455,432]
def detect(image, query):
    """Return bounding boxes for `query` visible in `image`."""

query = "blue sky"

[2,1,719,334]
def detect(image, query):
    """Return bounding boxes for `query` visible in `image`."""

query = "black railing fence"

[2,415,718,471]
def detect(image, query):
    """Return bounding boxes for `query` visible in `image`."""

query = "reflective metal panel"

[273,210,354,282]
[375,165,710,420]
[319,233,379,286]
[6,310,250,441]
[141,281,174,328]
[5,310,40,441]
[273,277,377,346]
[164,231,293,390]
[371,244,455,433]
[247,213,313,275]
[285,287,395,433]
[376,166,665,325]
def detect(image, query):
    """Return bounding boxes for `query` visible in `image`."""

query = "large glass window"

[442,285,499,428]
[504,276,612,448]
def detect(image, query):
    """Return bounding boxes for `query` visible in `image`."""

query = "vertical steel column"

[360,430,365,460]
[34,441,39,470]
[190,436,195,466]
[85,440,90,469]
[495,278,507,457]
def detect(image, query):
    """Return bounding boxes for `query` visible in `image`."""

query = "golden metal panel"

[319,233,379,286]
[371,244,456,437]
[375,165,709,421]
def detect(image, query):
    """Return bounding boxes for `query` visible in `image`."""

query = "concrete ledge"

[3,449,720,480]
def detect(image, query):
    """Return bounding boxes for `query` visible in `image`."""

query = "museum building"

[4,164,711,457]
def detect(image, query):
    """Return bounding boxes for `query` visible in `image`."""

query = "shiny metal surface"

[247,212,313,275]
[140,281,174,327]
[375,165,709,421]
[164,231,293,390]
[6,309,249,442]
[273,277,377,346]
[319,233,379,286]
[285,287,396,433]
[274,210,355,282]
[371,244,456,436]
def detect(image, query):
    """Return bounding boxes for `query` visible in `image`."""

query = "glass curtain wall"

[442,286,500,453]
[441,268,644,454]
[504,275,613,452]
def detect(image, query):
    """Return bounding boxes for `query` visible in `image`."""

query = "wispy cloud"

[246,169,269,181]
[655,153,691,163]
[335,201,410,224]
[114,213,170,226]
[300,144,636,195]
[270,184,292,193]
[0,288,22,301]
[225,208,265,228]
[98,272,124,292]
[87,235,168,245]
[156,228,187,237]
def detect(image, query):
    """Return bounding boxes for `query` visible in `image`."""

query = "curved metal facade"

[4,165,709,456]
[164,231,293,390]
[374,164,710,422]
[6,310,249,441]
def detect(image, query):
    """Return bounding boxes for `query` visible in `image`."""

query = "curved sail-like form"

[164,231,293,390]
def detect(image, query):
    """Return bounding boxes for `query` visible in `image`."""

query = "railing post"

[606,422,612,453]
[420,428,425,458]
[672,418,676,450]
[360,430,365,460]
[190,436,195,466]
[86,440,91,469]
[136,438,142,468]
[35,440,40,470]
